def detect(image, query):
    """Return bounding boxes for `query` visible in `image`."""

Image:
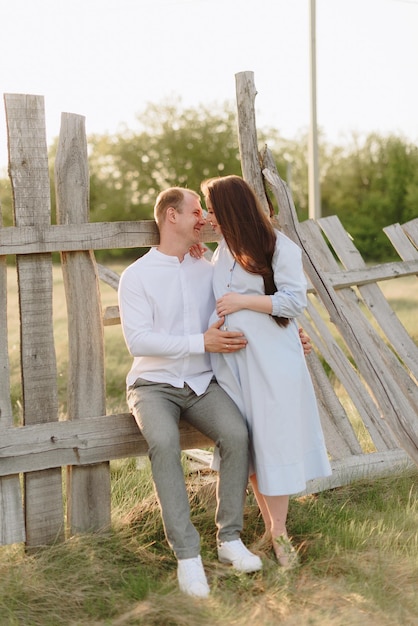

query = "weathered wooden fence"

[1,72,417,549]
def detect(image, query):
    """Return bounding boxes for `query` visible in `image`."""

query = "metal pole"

[308,0,321,219]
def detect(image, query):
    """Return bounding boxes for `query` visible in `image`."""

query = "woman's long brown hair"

[201,175,289,327]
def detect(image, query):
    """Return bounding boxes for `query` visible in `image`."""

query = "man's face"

[176,193,207,245]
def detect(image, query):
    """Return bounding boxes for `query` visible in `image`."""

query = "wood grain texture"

[0,415,213,475]
[55,112,110,534]
[5,93,63,547]
[0,204,25,544]
[0,221,220,255]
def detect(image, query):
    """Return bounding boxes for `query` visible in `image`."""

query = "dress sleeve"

[270,232,307,318]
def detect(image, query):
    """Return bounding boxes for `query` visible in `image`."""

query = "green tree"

[87,98,243,227]
[320,133,418,261]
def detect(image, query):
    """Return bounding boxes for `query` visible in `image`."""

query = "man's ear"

[167,206,177,223]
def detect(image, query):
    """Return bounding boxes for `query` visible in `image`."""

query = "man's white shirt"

[118,248,215,395]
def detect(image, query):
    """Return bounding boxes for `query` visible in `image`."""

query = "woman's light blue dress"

[210,232,332,496]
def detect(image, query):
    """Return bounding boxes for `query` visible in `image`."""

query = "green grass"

[0,464,417,625]
[2,263,418,625]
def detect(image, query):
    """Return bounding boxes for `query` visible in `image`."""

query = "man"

[118,187,262,599]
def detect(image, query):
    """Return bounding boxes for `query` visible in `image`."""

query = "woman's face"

[205,196,223,235]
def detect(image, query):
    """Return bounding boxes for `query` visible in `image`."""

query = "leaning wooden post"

[4,94,64,547]
[235,71,270,215]
[55,113,111,534]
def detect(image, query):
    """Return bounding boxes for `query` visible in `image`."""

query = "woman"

[201,175,332,567]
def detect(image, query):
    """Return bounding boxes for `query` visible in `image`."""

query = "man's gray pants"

[127,377,249,560]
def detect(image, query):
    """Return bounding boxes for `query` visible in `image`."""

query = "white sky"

[1,0,418,172]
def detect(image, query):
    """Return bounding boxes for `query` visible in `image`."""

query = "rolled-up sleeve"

[270,232,307,318]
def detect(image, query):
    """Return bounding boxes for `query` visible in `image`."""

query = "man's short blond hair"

[154,187,200,226]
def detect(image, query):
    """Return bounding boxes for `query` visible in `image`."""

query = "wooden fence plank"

[402,218,418,248]
[55,112,110,534]
[0,222,220,255]
[326,259,418,288]
[235,71,270,215]
[0,416,213,475]
[302,348,363,460]
[5,93,64,547]
[383,223,415,258]
[0,221,159,253]
[301,449,414,495]
[384,219,418,262]
[0,205,25,545]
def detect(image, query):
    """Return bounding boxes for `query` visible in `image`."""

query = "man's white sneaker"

[177,555,210,598]
[217,538,263,573]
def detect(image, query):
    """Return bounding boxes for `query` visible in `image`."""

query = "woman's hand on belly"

[216,292,273,317]
[216,292,247,316]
